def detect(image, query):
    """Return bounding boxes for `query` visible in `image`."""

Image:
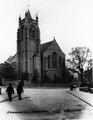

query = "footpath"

[68,90,93,107]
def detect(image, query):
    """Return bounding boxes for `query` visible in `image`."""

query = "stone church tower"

[17,10,41,81]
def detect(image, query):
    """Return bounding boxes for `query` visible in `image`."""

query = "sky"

[0,0,93,63]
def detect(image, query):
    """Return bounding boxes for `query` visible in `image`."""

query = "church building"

[14,10,65,82]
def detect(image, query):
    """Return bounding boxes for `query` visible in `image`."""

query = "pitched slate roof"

[7,54,17,63]
[7,56,13,62]
[40,40,53,52]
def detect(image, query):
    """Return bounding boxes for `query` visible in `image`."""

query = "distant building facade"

[7,10,65,82]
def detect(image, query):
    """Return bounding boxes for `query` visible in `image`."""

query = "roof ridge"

[41,40,53,45]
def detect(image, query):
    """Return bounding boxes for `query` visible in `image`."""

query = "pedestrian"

[88,83,91,92]
[6,83,14,101]
[16,82,24,100]
[70,84,73,91]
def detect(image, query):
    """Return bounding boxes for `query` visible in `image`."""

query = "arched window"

[29,28,31,37]
[25,27,27,36]
[52,52,57,68]
[29,26,36,38]
[21,25,24,39]
[48,55,51,68]
[44,57,46,71]
[59,57,62,69]
[32,29,35,38]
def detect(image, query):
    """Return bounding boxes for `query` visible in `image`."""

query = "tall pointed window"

[21,25,24,39]
[44,57,46,71]
[52,52,57,68]
[59,57,62,69]
[48,55,51,68]
[32,29,35,38]
[29,28,31,37]
[25,27,27,36]
[29,26,36,38]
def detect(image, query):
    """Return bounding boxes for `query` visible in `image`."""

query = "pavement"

[0,88,93,120]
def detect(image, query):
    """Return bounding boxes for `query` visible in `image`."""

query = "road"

[0,88,93,120]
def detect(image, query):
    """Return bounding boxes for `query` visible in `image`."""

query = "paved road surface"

[0,88,93,120]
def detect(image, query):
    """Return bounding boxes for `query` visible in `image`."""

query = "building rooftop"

[40,40,53,52]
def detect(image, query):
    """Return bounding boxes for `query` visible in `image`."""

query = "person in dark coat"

[16,82,24,100]
[6,83,14,101]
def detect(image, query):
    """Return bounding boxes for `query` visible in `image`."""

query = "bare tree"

[67,47,92,84]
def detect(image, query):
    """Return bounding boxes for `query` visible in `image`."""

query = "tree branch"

[66,68,80,75]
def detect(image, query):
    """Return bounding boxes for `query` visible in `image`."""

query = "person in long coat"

[16,82,24,100]
[6,83,14,101]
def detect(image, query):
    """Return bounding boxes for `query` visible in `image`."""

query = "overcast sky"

[0,0,93,63]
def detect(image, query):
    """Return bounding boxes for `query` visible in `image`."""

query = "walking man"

[16,82,24,100]
[6,83,14,101]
